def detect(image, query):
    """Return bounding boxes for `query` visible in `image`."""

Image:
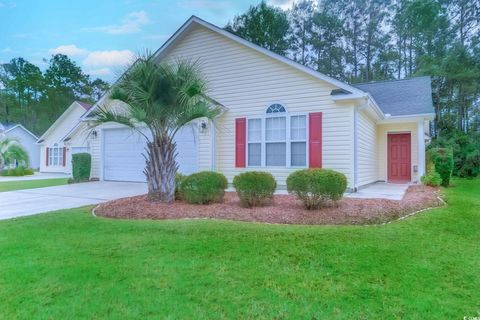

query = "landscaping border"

[91,186,446,226]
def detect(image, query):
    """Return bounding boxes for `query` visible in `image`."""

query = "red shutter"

[235,118,246,168]
[63,147,67,166]
[46,148,49,166]
[309,112,322,168]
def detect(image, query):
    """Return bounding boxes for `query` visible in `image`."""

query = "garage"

[103,126,198,182]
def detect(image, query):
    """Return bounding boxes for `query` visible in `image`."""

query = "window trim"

[246,105,309,168]
[47,146,63,166]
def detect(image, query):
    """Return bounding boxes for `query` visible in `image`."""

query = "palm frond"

[0,138,29,167]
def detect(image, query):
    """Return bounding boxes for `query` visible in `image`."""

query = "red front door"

[388,133,411,182]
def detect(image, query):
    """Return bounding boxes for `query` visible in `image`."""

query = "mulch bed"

[95,185,443,225]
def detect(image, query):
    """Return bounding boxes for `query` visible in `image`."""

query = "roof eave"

[378,113,435,124]
[153,16,365,96]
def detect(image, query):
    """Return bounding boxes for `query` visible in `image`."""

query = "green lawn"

[0,179,479,319]
[0,178,69,192]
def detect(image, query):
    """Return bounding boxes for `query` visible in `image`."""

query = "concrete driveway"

[0,181,147,220]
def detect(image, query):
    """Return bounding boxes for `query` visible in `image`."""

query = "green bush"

[72,153,91,183]
[286,168,347,210]
[427,148,453,187]
[23,167,34,175]
[428,132,480,178]
[421,166,442,187]
[233,171,277,207]
[175,173,186,200]
[458,149,480,178]
[180,171,228,204]
[0,166,34,176]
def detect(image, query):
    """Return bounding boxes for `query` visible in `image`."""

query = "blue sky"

[0,0,293,82]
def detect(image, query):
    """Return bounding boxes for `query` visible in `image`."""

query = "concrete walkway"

[346,182,411,201]
[0,172,71,182]
[0,181,147,220]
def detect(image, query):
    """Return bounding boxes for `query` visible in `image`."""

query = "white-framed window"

[247,104,307,167]
[48,146,62,166]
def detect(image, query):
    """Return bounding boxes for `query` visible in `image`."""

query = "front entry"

[387,133,411,182]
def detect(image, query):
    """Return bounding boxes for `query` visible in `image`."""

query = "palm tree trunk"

[144,136,178,202]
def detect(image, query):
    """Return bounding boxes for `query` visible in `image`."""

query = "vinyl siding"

[89,129,102,179]
[357,110,378,186]
[377,122,419,182]
[162,25,355,187]
[39,104,87,173]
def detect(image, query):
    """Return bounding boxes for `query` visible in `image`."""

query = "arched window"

[246,103,307,168]
[48,143,61,166]
[266,103,286,114]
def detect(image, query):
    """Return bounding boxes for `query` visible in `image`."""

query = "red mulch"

[94,185,442,225]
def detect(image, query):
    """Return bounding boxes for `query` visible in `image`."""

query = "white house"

[37,101,92,174]
[0,123,40,169]
[77,16,434,191]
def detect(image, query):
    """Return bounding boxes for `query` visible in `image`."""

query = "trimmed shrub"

[286,168,347,210]
[233,171,277,207]
[427,148,453,187]
[180,171,228,204]
[0,166,33,176]
[175,173,186,200]
[72,153,91,183]
[421,166,442,187]
[23,167,34,175]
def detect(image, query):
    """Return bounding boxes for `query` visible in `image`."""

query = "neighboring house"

[37,101,92,174]
[0,123,40,169]
[78,16,434,191]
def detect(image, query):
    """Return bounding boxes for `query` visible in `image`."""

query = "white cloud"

[267,0,294,10]
[1,47,12,53]
[82,11,150,35]
[85,68,112,76]
[48,44,89,57]
[83,50,134,67]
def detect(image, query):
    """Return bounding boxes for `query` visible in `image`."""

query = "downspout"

[210,119,216,171]
[353,106,359,192]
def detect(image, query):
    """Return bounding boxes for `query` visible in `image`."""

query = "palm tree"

[0,137,29,168]
[93,56,222,202]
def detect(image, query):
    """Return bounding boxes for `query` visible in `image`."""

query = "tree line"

[0,54,109,135]
[226,0,480,138]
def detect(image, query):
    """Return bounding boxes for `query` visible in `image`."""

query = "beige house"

[37,101,92,174]
[78,16,434,191]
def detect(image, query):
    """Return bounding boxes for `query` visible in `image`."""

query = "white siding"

[89,129,102,179]
[161,25,355,188]
[357,110,378,186]
[377,122,419,182]
[39,104,87,173]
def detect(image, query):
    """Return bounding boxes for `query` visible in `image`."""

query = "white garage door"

[103,126,198,182]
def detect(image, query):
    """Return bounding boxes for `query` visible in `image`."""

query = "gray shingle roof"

[353,76,434,116]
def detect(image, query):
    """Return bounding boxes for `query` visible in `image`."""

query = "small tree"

[0,138,29,168]
[93,56,221,202]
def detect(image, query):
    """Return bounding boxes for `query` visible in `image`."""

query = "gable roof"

[353,77,434,117]
[37,101,88,143]
[82,16,366,119]
[153,16,365,95]
[82,16,434,120]
[1,123,38,140]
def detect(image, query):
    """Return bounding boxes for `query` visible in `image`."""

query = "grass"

[0,178,69,192]
[0,178,479,319]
